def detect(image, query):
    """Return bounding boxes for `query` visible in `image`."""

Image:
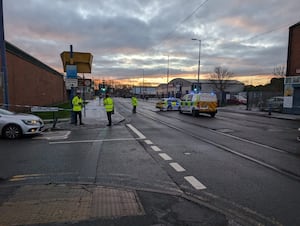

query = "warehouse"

[285,21,300,114]
[0,41,67,111]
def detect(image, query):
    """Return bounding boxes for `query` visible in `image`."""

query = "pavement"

[1,98,298,226]
[218,104,300,121]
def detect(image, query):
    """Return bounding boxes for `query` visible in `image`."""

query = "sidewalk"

[218,104,300,121]
[45,98,125,130]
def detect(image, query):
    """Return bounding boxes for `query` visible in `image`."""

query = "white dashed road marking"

[127,124,146,139]
[184,176,207,190]
[145,140,153,145]
[169,162,186,172]
[128,124,208,191]
[151,145,161,152]
[159,153,172,161]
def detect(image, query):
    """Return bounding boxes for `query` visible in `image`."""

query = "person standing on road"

[72,91,84,125]
[131,95,138,113]
[103,93,114,126]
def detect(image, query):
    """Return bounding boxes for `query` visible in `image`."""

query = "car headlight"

[22,120,39,125]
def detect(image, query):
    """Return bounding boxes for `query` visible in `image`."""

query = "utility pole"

[192,38,201,92]
[0,0,9,109]
[142,69,145,99]
[167,55,169,97]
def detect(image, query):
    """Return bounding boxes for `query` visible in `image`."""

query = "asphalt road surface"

[0,98,300,226]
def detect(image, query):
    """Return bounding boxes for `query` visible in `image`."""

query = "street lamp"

[167,55,169,97]
[191,38,201,92]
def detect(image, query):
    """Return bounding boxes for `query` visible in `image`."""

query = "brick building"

[285,22,300,114]
[0,41,67,111]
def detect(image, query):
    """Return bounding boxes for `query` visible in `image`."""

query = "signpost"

[61,46,93,123]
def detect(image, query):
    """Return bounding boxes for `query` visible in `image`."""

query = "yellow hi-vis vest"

[104,97,114,112]
[72,96,83,112]
[132,97,138,106]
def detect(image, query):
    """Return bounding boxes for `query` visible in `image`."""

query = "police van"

[179,92,218,117]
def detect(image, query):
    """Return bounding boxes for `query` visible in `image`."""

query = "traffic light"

[98,81,106,93]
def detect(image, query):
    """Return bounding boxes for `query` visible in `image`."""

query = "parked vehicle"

[259,96,284,112]
[297,128,300,142]
[156,98,181,111]
[0,108,44,139]
[228,94,247,105]
[179,92,218,117]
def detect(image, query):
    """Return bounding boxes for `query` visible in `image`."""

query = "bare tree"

[273,65,285,77]
[210,66,234,92]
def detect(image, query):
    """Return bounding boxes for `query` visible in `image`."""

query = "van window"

[187,94,193,101]
[181,95,187,101]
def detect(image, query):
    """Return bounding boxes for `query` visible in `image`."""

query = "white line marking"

[184,176,207,190]
[35,131,71,140]
[145,140,153,145]
[127,124,146,139]
[49,137,139,145]
[169,162,186,172]
[151,145,161,152]
[159,153,172,161]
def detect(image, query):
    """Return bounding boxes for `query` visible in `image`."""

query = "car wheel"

[192,109,198,117]
[3,124,22,139]
[167,105,172,111]
[210,112,216,117]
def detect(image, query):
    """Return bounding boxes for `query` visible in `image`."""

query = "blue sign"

[66,65,77,78]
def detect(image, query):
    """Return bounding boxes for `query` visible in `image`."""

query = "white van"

[179,93,218,117]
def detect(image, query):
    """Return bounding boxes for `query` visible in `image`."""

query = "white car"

[0,108,44,139]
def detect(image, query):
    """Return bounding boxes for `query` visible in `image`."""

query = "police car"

[179,92,218,117]
[156,98,181,111]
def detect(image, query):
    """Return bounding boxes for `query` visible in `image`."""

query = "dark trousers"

[74,111,82,124]
[106,111,112,125]
[132,106,136,113]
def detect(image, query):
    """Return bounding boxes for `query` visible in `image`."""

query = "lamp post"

[192,38,201,92]
[167,55,169,97]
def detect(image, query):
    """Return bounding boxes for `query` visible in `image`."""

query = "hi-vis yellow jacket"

[104,97,114,112]
[131,96,138,106]
[72,95,83,112]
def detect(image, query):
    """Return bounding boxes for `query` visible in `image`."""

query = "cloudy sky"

[2,0,300,85]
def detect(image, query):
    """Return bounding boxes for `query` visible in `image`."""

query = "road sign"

[78,78,92,87]
[66,65,77,78]
[65,78,78,90]
[61,52,93,73]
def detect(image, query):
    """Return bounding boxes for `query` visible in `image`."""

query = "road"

[0,98,300,225]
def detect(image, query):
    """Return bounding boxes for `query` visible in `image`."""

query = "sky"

[2,0,300,86]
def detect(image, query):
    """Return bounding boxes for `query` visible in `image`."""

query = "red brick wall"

[0,45,67,111]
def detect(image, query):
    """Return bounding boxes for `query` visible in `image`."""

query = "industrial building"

[157,78,244,100]
[285,21,300,114]
[0,42,67,111]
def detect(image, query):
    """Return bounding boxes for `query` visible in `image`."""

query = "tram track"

[116,100,300,183]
